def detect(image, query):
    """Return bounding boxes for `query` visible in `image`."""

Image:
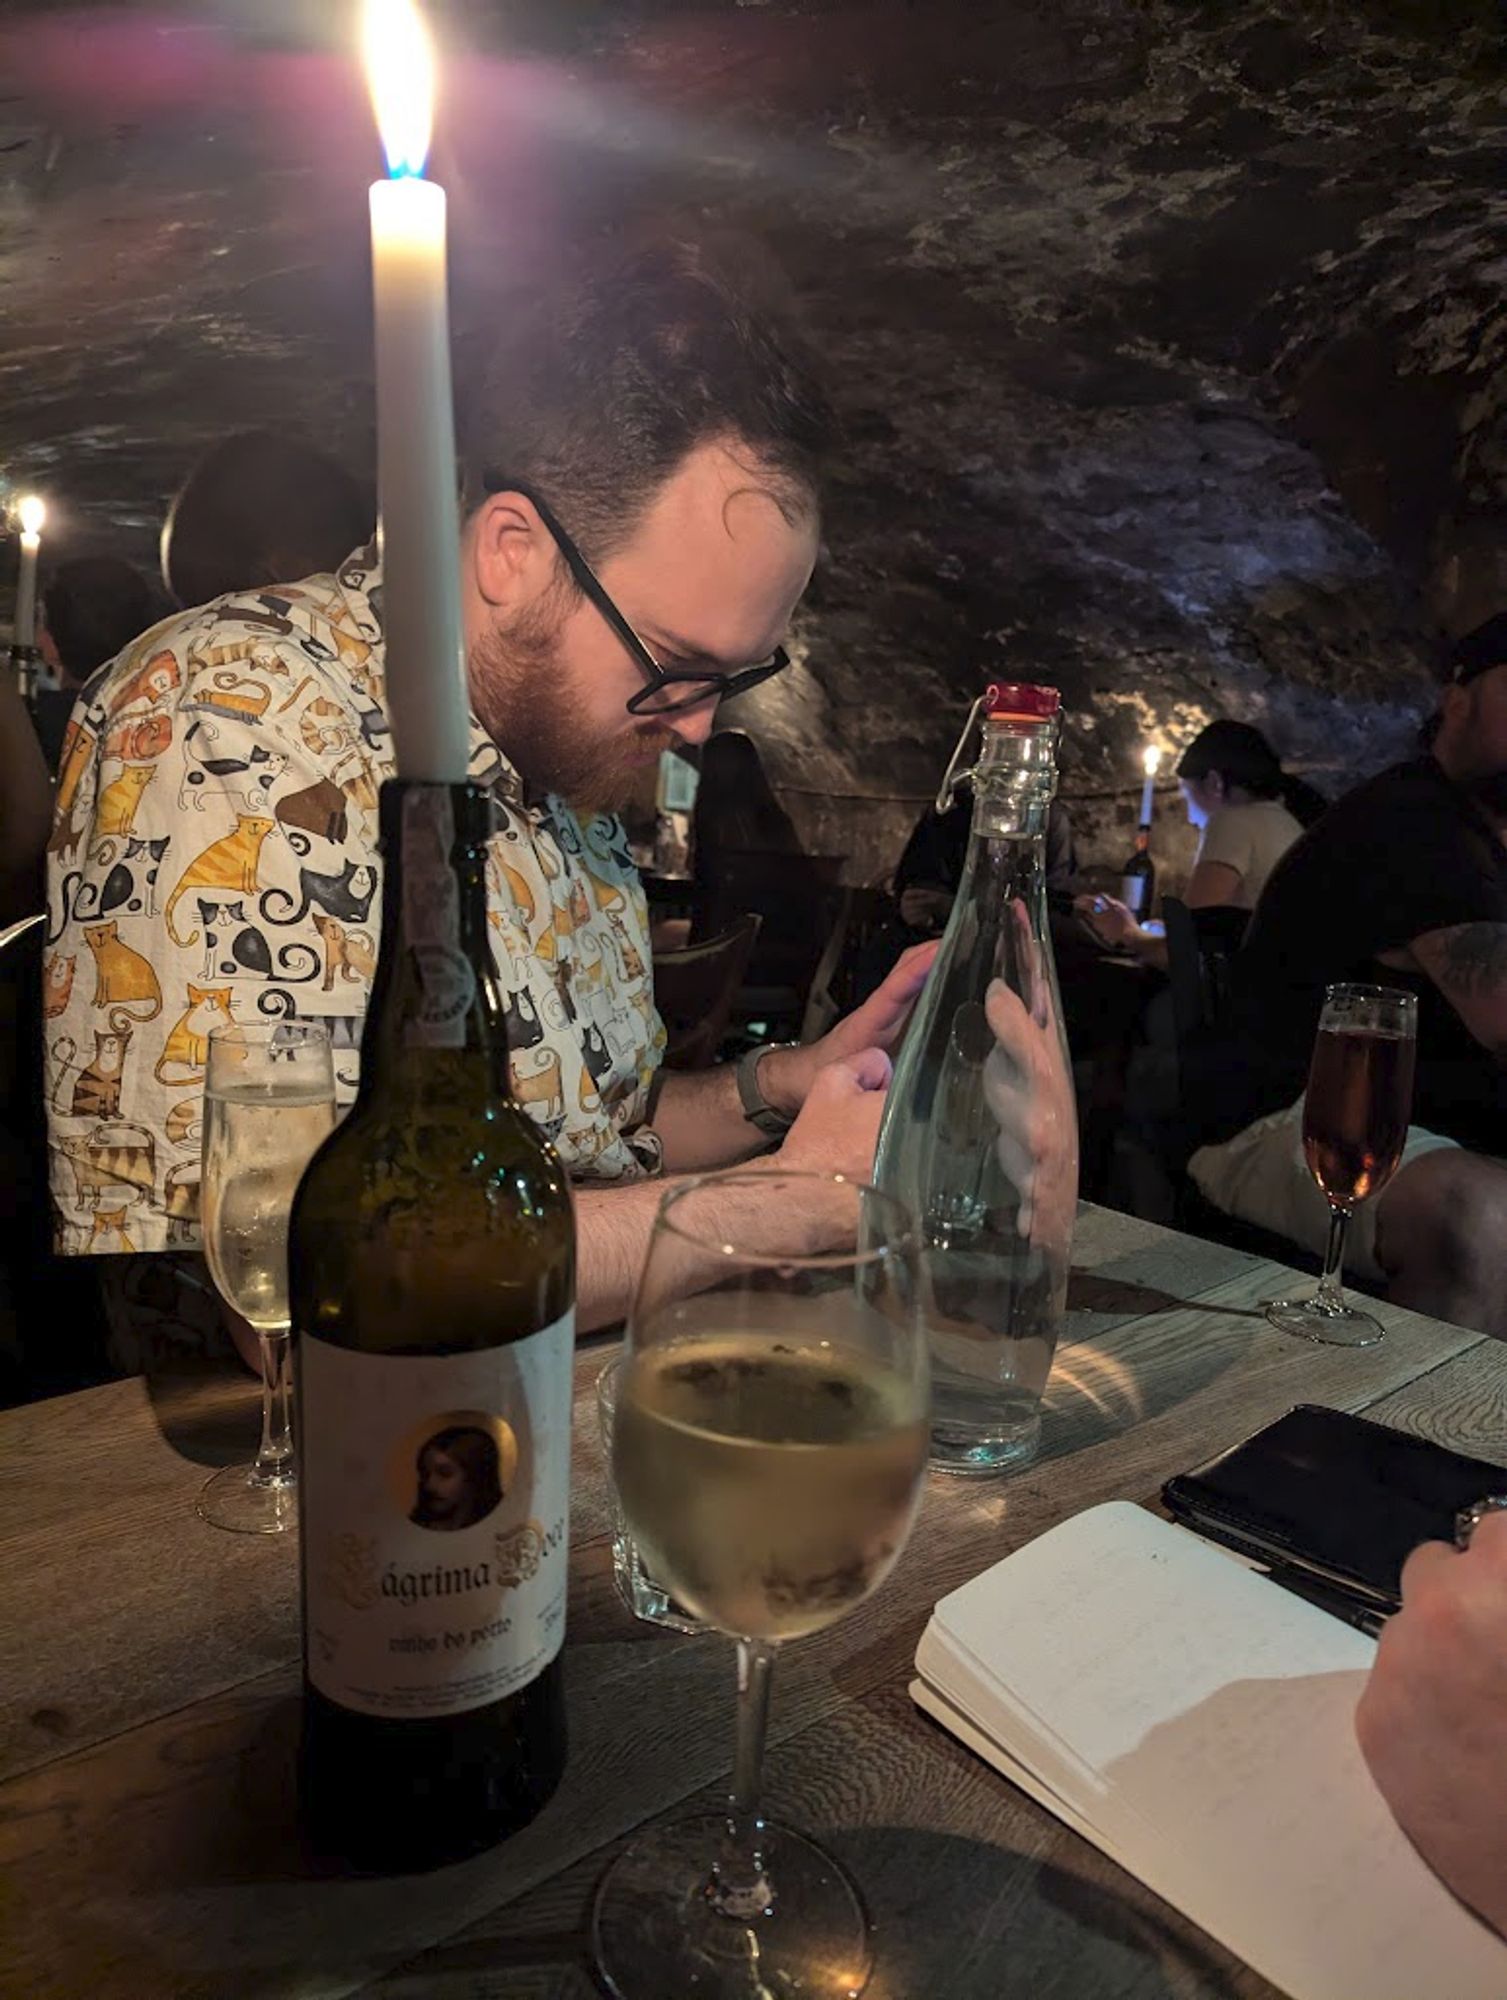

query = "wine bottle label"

[400,788,477,1049]
[1121,874,1146,915]
[300,1310,572,1719]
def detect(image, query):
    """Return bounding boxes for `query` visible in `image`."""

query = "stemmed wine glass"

[1264,983,1417,1348]
[591,1171,930,2000]
[198,1020,336,1533]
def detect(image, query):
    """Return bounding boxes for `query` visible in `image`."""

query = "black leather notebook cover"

[1162,1404,1507,1616]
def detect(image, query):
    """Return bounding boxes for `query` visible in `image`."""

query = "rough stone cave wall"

[0,0,1502,888]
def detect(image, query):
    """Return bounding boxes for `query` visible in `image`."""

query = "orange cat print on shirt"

[96,764,156,838]
[106,650,181,722]
[155,985,236,1086]
[82,921,162,1020]
[164,817,277,946]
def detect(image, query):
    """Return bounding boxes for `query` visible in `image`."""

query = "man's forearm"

[649,1051,809,1173]
[575,1152,844,1332]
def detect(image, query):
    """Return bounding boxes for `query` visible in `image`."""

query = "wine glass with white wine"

[198,1020,335,1534]
[591,1170,930,2000]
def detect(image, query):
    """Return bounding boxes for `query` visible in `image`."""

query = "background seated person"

[692,727,801,879]
[895,788,1076,937]
[1078,720,1322,964]
[1185,616,1507,1339]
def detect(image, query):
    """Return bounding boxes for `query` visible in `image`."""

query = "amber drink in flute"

[592,1172,929,2000]
[1264,983,1417,1348]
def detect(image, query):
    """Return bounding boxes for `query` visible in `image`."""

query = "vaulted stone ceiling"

[2,0,1503,872]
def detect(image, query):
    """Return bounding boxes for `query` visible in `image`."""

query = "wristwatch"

[736,1042,799,1138]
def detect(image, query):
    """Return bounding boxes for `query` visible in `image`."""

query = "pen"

[1257,1560,1388,1637]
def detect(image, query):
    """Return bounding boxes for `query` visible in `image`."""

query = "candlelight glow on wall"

[362,0,470,784]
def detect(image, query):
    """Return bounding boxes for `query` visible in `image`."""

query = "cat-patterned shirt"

[45,548,665,1258]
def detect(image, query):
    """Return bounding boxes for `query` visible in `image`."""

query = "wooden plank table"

[3,1203,1502,2000]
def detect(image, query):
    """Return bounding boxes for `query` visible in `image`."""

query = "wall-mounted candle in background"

[1139,744,1161,827]
[13,494,44,651]
[363,0,470,784]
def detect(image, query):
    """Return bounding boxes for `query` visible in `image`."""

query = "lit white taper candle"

[1139,744,1161,827]
[14,494,44,651]
[363,0,470,783]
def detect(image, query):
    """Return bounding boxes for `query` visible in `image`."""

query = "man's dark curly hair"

[466,234,838,563]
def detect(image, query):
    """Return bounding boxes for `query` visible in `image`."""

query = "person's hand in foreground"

[1355,1505,1507,1939]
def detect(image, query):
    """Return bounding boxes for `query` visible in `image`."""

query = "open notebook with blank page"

[911,1500,1507,2000]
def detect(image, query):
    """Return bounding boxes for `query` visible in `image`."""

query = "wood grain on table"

[0,1205,1494,2000]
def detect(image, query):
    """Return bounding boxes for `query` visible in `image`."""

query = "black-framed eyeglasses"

[484,475,791,718]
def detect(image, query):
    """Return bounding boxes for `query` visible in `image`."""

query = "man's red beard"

[467,605,681,814]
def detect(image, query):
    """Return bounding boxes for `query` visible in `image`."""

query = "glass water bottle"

[874,682,1078,1474]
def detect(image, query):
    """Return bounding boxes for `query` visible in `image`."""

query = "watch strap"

[736,1042,796,1137]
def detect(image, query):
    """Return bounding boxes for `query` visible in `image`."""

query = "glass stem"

[251,1325,294,1485]
[708,1638,776,1922]
[1317,1205,1349,1312]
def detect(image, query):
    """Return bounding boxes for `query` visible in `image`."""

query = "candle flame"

[1142,745,1162,777]
[17,494,44,536]
[363,0,434,180]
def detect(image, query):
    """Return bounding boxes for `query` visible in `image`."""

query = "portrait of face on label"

[408,1423,506,1533]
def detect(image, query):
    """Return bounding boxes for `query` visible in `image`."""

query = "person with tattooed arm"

[1186,615,1507,1338]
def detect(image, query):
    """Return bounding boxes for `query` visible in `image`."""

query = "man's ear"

[469,491,556,613]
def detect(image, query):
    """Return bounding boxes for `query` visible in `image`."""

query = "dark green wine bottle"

[1120,824,1156,920]
[290,779,575,1872]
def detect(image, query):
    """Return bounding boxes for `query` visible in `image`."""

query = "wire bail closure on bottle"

[935,682,1063,813]
[935,695,986,815]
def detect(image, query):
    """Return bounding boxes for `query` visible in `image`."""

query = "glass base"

[591,1813,872,2000]
[929,1411,1041,1476]
[197,1462,297,1534]
[1264,1293,1384,1349]
[612,1531,706,1634]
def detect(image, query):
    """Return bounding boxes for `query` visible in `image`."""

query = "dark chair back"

[653,914,762,1071]
[799,888,856,1043]
[1163,899,1247,1065]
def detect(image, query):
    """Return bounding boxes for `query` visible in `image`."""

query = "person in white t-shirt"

[1077,721,1324,963]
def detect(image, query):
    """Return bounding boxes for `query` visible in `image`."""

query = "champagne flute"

[198,1020,335,1533]
[1264,983,1417,1348]
[591,1171,929,2000]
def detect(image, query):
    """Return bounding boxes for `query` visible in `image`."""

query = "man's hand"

[776,1048,892,1182]
[762,942,939,1116]
[1355,1508,1507,1939]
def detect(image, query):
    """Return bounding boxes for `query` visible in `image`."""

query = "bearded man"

[45,238,932,1365]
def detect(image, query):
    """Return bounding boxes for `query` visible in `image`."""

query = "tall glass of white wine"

[199,1019,335,1534]
[591,1171,929,2000]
